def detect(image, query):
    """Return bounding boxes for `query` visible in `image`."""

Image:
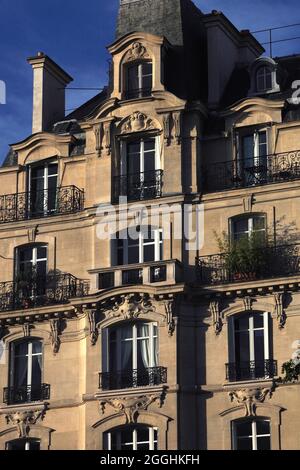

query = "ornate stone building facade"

[0,0,300,450]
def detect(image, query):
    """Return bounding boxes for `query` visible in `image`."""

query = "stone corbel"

[229,387,274,417]
[163,113,172,146]
[22,323,31,338]
[5,405,47,439]
[27,225,39,243]
[94,122,104,156]
[210,300,223,335]
[103,120,112,156]
[243,194,254,213]
[100,393,164,424]
[243,296,253,311]
[164,298,176,337]
[274,292,286,329]
[173,111,182,145]
[50,318,61,354]
[87,309,99,346]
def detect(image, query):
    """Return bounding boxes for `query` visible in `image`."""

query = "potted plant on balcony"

[15,270,35,309]
[215,231,269,282]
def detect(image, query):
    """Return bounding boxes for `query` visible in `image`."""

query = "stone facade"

[0,0,300,450]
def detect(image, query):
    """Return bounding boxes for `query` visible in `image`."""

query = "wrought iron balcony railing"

[113,170,163,202]
[0,185,84,224]
[99,367,168,391]
[124,87,152,100]
[0,273,89,312]
[204,150,300,192]
[226,360,278,382]
[3,384,51,405]
[196,244,300,285]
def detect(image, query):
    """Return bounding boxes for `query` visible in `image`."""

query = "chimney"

[27,52,73,134]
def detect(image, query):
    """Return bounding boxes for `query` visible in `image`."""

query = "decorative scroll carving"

[243,296,253,311]
[123,42,149,63]
[102,294,155,321]
[50,318,61,354]
[100,394,163,424]
[87,309,98,346]
[120,111,156,134]
[229,387,273,417]
[22,323,31,338]
[163,113,172,146]
[103,121,112,156]
[94,123,104,155]
[173,111,182,145]
[210,301,223,335]
[274,292,286,329]
[164,298,176,337]
[5,406,47,438]
[243,194,254,213]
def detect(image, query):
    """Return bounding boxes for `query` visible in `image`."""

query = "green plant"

[281,360,300,383]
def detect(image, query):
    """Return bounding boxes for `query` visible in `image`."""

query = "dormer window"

[256,66,272,92]
[125,61,152,100]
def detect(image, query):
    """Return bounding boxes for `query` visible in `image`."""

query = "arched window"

[6,438,41,451]
[100,322,167,390]
[125,61,153,99]
[232,419,271,450]
[230,214,266,242]
[5,339,49,405]
[256,66,272,92]
[104,425,158,450]
[227,312,276,382]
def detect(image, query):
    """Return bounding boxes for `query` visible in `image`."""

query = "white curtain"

[121,326,132,371]
[140,324,151,369]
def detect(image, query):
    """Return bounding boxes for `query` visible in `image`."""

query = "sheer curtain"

[121,326,132,371]
[140,324,151,369]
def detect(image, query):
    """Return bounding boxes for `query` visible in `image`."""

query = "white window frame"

[231,214,266,241]
[256,66,272,92]
[10,339,43,390]
[16,245,48,276]
[107,322,158,372]
[126,61,153,95]
[232,419,271,450]
[228,312,270,366]
[28,161,58,215]
[105,426,158,451]
[120,136,161,177]
[118,228,163,265]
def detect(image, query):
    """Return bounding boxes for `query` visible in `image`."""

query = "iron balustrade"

[99,367,168,391]
[0,185,84,224]
[0,273,89,312]
[204,150,300,192]
[196,244,300,285]
[3,384,51,405]
[226,360,278,382]
[113,170,163,202]
[124,87,152,100]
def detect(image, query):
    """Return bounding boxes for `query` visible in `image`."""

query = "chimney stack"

[27,52,73,134]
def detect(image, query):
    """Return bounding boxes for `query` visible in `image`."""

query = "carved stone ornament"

[50,318,61,354]
[87,309,99,346]
[94,122,104,154]
[243,296,253,311]
[274,292,286,329]
[164,299,176,337]
[100,394,163,424]
[5,407,47,438]
[120,111,156,134]
[103,294,155,321]
[123,42,149,63]
[163,113,172,146]
[229,387,273,417]
[210,301,223,335]
[22,323,31,338]
[27,225,39,243]
[243,194,254,213]
[173,111,182,145]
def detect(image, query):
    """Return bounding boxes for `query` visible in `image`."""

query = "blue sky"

[0,0,300,162]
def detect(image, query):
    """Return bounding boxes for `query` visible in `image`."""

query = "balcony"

[99,367,168,391]
[196,244,300,286]
[226,360,278,382]
[124,87,152,100]
[0,273,89,312]
[113,170,163,202]
[3,384,50,405]
[0,185,84,224]
[96,260,183,290]
[204,150,300,192]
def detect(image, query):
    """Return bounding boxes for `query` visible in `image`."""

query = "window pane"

[31,355,42,387]
[137,323,149,338]
[14,354,28,388]
[32,341,42,354]
[142,62,152,76]
[243,135,254,161]
[127,65,139,91]
[234,219,249,235]
[236,437,253,450]
[144,243,155,262]
[37,246,47,259]
[253,217,265,231]
[14,341,29,357]
[253,313,264,328]
[128,244,140,264]
[236,421,252,436]
[235,315,249,331]
[235,331,250,363]
[256,420,270,435]
[19,248,32,263]
[48,164,58,176]
[254,330,265,362]
[257,436,271,450]
[31,167,44,180]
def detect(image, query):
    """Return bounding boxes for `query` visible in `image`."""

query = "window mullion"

[27,342,32,387]
[252,421,258,451]
[249,316,255,362]
[133,324,137,370]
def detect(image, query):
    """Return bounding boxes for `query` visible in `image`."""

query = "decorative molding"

[102,294,155,321]
[87,309,99,346]
[94,123,104,155]
[229,387,273,417]
[163,113,172,146]
[209,300,223,335]
[243,296,253,311]
[173,111,182,145]
[22,323,31,338]
[27,226,39,243]
[123,42,149,63]
[274,292,286,329]
[100,393,164,424]
[50,318,61,354]
[120,111,157,134]
[5,406,47,439]
[103,121,112,156]
[243,194,254,213]
[164,298,176,337]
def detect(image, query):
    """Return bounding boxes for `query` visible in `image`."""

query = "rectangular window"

[126,62,153,99]
[29,162,58,217]
[233,420,271,450]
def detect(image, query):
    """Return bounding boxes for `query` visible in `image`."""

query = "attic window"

[125,61,152,100]
[256,66,272,92]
